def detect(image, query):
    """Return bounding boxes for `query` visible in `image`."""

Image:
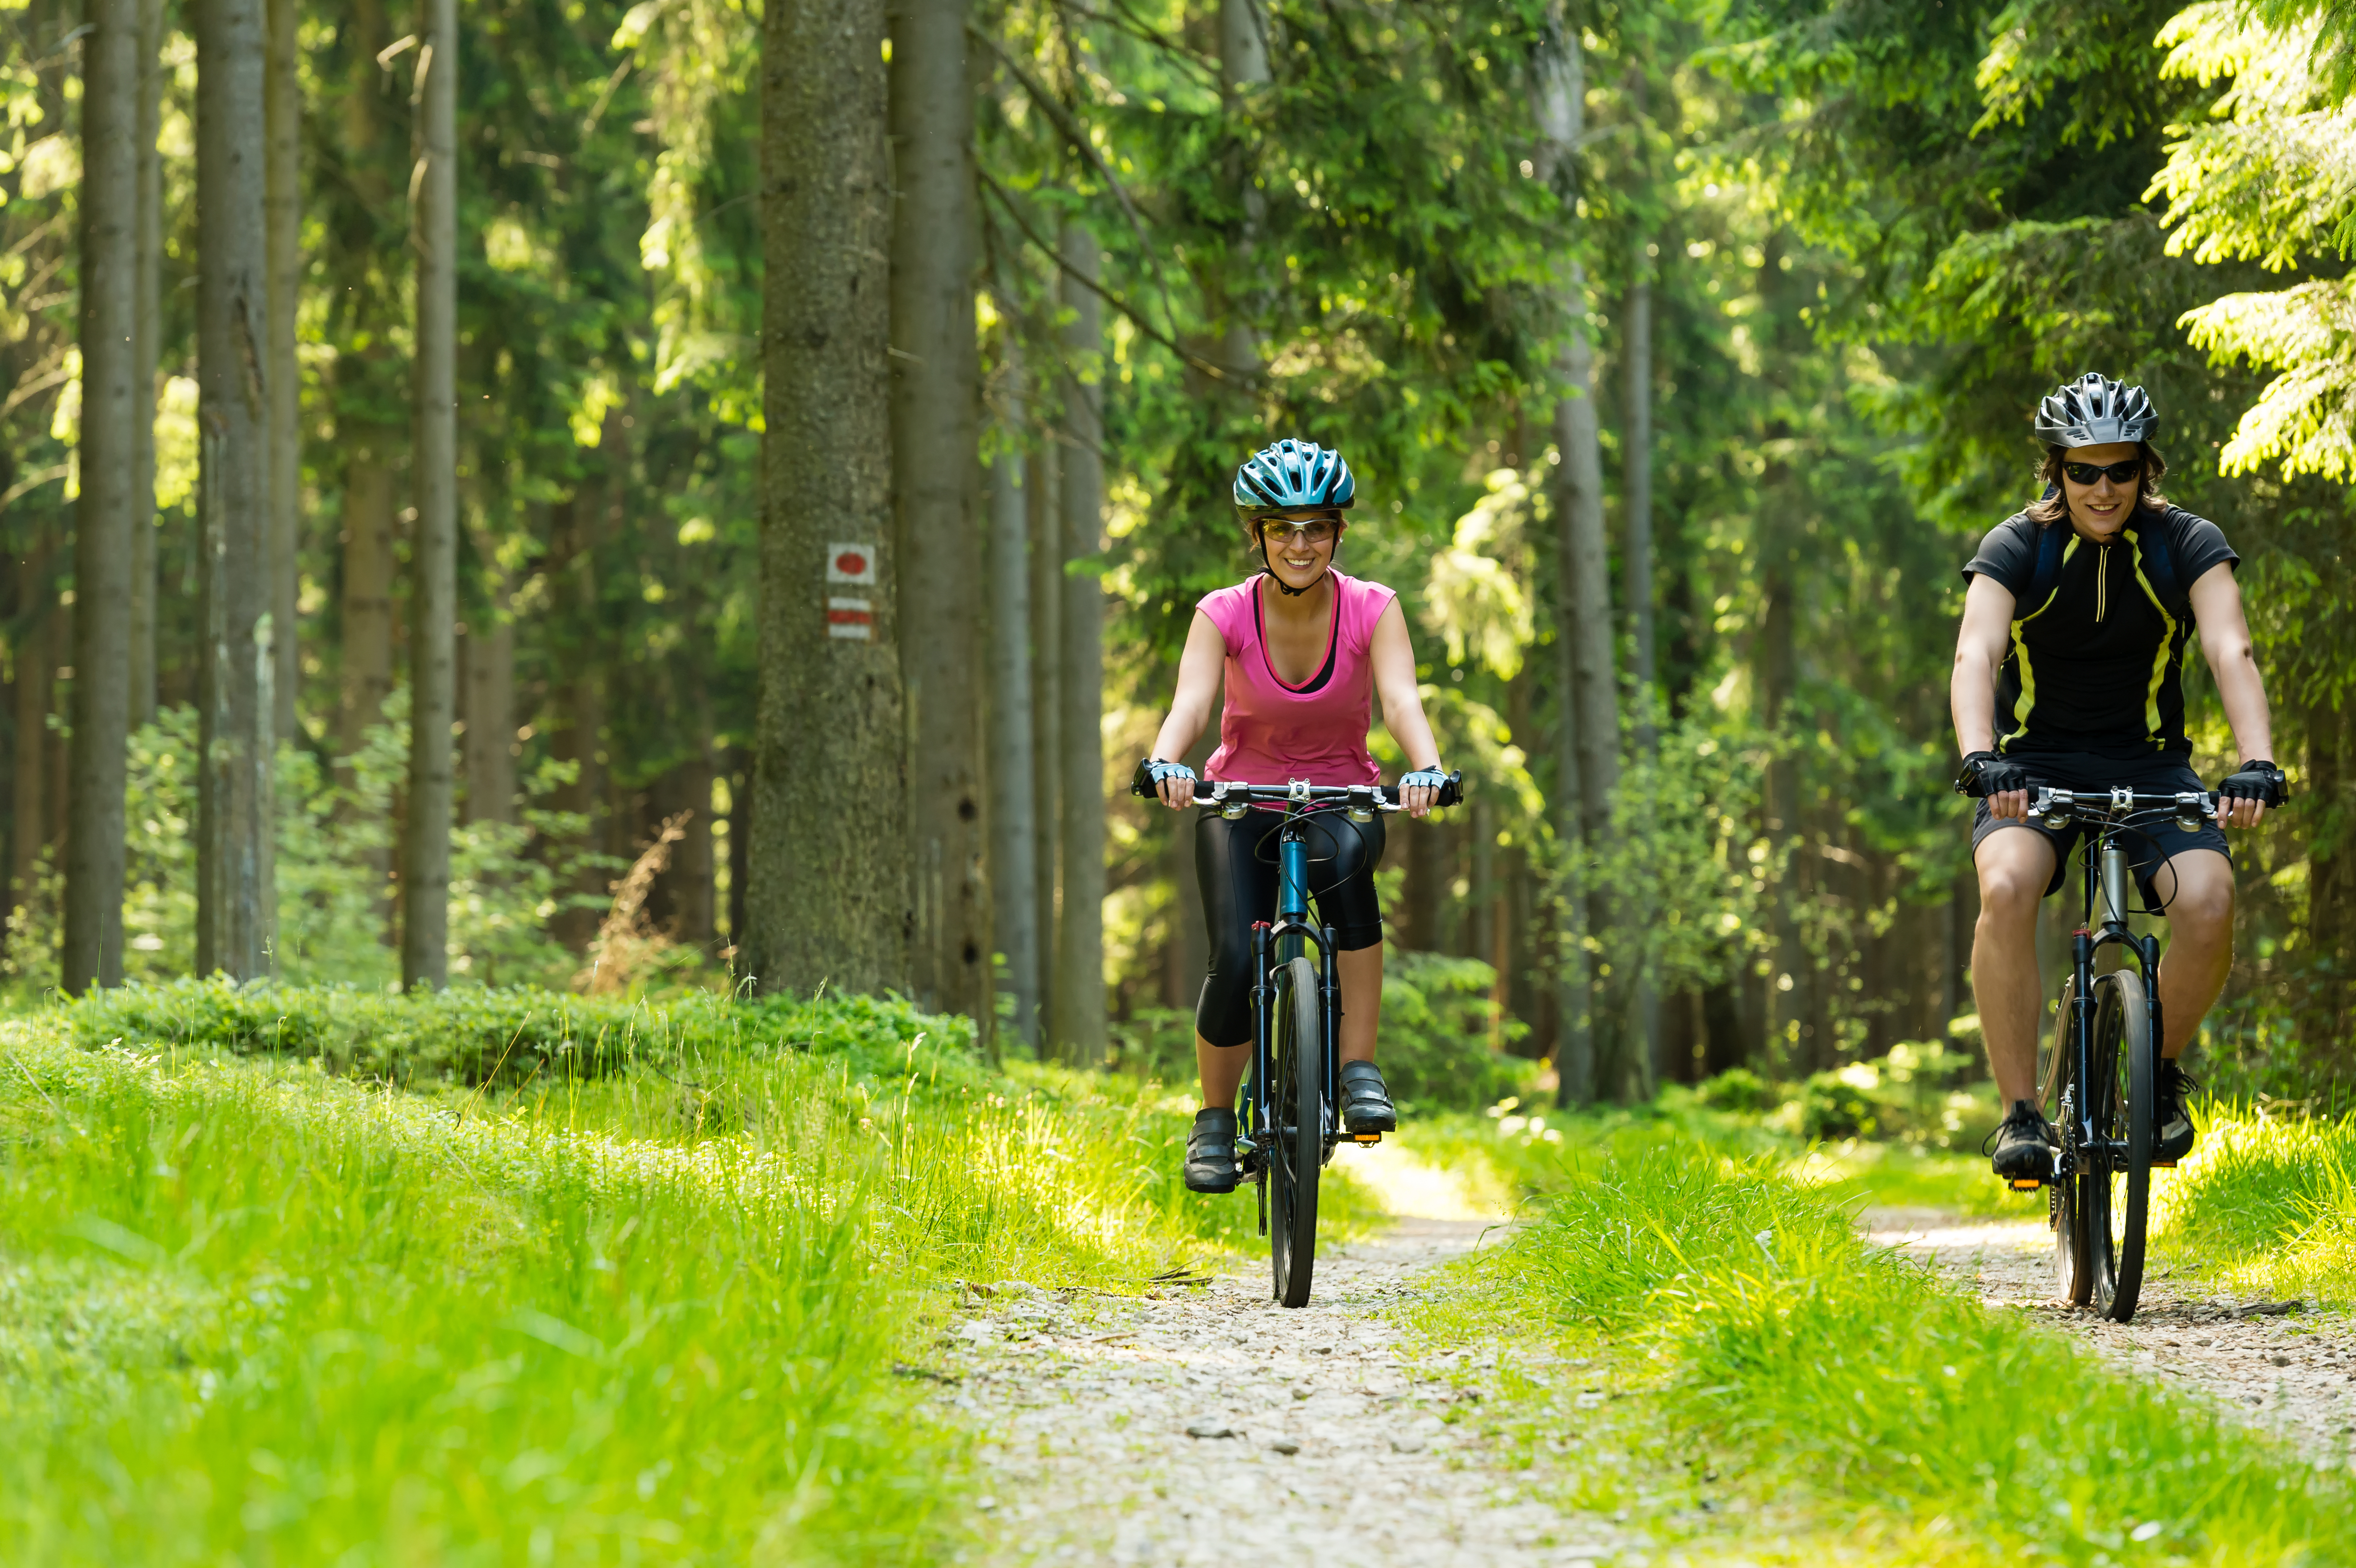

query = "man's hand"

[1956,751,2035,820]
[2216,758,2287,830]
[1399,765,1448,820]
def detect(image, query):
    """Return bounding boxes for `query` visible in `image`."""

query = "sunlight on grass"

[0,983,1347,1562]
[1406,1128,2356,1565]
[2153,1099,2356,1305]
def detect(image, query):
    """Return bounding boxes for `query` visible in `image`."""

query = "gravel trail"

[935,1149,1638,1567]
[1870,1208,2356,1465]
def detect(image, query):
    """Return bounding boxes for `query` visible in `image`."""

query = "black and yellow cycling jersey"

[1963,504,2237,760]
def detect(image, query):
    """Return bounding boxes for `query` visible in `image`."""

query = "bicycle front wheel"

[2093,971,2154,1321]
[1268,956,1322,1308]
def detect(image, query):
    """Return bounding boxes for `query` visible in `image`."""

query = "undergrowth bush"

[2154,1100,2356,1302]
[1104,951,1535,1114]
[61,977,985,1090]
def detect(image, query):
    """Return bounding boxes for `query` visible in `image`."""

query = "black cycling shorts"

[1970,750,2232,905]
[1194,809,1386,1049]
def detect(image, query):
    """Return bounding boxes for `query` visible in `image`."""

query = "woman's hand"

[1143,758,1199,812]
[1400,765,1447,820]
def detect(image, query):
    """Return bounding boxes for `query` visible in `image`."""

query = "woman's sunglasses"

[2062,459,2143,486]
[1259,520,1336,545]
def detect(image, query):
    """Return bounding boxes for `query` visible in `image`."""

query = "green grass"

[1409,1124,2356,1564]
[2152,1100,2356,1305]
[0,984,1382,1563]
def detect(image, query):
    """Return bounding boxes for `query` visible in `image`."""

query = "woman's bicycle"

[2013,784,2219,1323]
[1133,770,1463,1307]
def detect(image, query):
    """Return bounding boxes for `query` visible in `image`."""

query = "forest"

[10,0,2356,1560]
[4,0,2355,1109]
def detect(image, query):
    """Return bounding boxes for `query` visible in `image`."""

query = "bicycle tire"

[2094,972,2154,1321]
[1268,956,1322,1308]
[2044,977,2099,1307]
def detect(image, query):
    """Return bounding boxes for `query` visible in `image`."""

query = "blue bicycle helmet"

[1233,438,1357,517]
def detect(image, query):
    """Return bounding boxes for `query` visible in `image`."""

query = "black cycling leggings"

[1194,809,1386,1048]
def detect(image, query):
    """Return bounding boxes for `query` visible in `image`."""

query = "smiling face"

[1252,508,1344,593]
[2060,441,2143,541]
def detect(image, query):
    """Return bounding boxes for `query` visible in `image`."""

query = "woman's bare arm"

[1145,612,1228,809]
[1369,599,1445,817]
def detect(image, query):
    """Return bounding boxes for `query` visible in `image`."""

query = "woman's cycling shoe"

[1185,1108,1241,1193]
[1340,1061,1398,1133]
[2156,1059,2199,1164]
[1985,1099,2054,1181]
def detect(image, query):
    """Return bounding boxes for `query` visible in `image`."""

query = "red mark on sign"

[827,595,874,640]
[826,541,879,586]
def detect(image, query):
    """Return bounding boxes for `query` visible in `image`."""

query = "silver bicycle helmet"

[2035,373,2159,447]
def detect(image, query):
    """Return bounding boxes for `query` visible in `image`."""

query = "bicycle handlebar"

[1128,763,1465,811]
[2027,786,2220,821]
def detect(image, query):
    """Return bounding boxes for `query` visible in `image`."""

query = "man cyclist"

[1138,438,1449,1195]
[1952,373,2287,1182]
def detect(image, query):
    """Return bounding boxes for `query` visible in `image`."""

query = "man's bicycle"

[1135,771,1463,1307]
[2013,785,2220,1323]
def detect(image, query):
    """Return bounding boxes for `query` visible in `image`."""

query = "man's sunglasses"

[2062,459,2143,486]
[1259,520,1337,545]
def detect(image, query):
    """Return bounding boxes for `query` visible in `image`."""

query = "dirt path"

[936,1149,1639,1566]
[1869,1209,2356,1465]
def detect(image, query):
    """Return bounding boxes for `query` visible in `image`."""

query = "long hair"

[2025,442,2171,524]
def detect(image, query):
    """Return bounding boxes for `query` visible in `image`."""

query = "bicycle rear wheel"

[2093,971,2154,1321]
[1268,956,1322,1308]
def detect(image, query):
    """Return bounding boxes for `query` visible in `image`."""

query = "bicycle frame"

[2030,787,2200,1188]
[1242,804,1344,1227]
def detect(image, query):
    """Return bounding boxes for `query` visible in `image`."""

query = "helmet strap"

[1256,534,1335,597]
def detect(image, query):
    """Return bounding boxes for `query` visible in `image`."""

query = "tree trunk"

[1027,444,1060,1024]
[401,0,457,990]
[337,457,397,757]
[1536,10,1613,1103]
[194,0,277,980]
[1759,538,1807,1078]
[1052,221,1106,1065]
[1621,239,1660,1091]
[724,747,748,949]
[986,396,1039,1051]
[459,610,514,824]
[745,0,910,997]
[10,576,49,919]
[129,0,162,728]
[65,0,141,993]
[889,0,990,1035]
[264,0,299,740]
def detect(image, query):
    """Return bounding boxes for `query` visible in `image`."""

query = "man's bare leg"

[1974,826,2059,1106]
[2146,848,2236,1058]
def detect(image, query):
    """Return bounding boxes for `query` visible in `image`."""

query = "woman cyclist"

[1139,438,1450,1195]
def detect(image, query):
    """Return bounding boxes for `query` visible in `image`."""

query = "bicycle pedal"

[2150,1159,2178,1169]
[1349,1133,1382,1144]
[2008,1179,2043,1191]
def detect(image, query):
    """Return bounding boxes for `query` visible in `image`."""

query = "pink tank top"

[1199,570,1396,786]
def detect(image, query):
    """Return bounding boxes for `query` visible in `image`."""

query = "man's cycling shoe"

[1985,1099,2054,1182]
[1185,1108,1241,1193]
[1340,1061,1398,1134]
[2157,1059,2199,1164]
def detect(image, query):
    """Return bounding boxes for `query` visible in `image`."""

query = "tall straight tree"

[744,0,911,996]
[1052,221,1106,1065]
[129,0,162,727]
[1026,443,1060,1026]
[401,0,457,989]
[194,0,276,980]
[1536,5,1616,1104]
[986,393,1039,1051]
[263,0,300,740]
[888,0,992,1035]
[64,0,140,993]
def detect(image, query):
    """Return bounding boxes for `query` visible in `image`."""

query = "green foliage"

[1694,1065,1771,1112]
[1414,1129,2356,1561]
